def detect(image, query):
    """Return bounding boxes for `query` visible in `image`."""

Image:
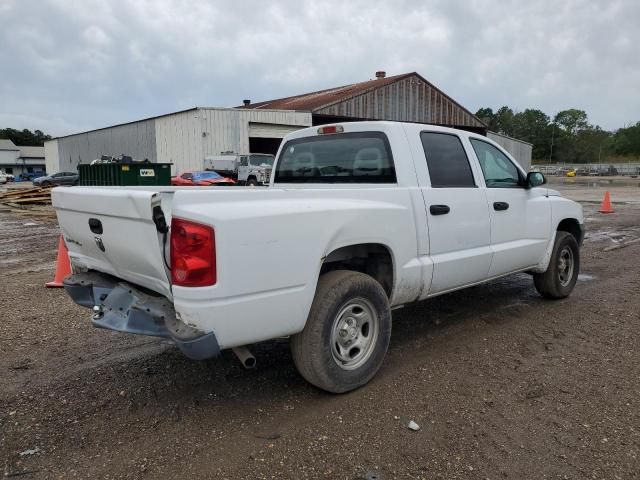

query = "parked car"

[1,172,15,183]
[52,121,583,393]
[33,171,79,186]
[589,166,618,176]
[0,172,7,184]
[171,171,236,186]
[17,171,46,182]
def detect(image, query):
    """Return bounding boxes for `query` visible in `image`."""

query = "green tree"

[553,109,590,136]
[512,109,550,159]
[475,107,496,130]
[0,128,52,146]
[609,122,640,156]
[574,127,611,163]
[493,106,516,136]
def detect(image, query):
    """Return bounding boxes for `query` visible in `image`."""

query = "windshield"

[193,171,222,181]
[249,155,274,167]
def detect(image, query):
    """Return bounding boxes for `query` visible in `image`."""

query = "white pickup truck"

[52,121,584,393]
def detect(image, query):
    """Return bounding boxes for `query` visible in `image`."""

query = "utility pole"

[549,123,555,165]
[598,144,602,165]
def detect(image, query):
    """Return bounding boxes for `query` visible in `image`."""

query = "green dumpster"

[78,163,172,186]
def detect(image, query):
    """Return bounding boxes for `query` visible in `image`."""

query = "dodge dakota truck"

[52,121,584,393]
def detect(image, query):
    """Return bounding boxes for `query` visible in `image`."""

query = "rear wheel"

[534,231,579,299]
[246,178,258,187]
[290,270,391,393]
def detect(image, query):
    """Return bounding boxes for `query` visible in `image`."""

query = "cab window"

[470,139,521,188]
[420,132,476,188]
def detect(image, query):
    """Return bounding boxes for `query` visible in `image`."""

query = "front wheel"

[533,231,579,299]
[290,270,391,393]
[246,178,258,187]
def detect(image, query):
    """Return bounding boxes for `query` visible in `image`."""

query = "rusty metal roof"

[241,72,415,111]
[240,72,485,128]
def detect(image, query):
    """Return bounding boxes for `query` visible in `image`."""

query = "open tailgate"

[52,187,173,298]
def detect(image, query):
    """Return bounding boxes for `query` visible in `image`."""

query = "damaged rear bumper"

[63,272,220,360]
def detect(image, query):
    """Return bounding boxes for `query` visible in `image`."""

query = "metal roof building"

[44,71,531,174]
[242,71,531,169]
[0,139,46,176]
[242,71,486,133]
[45,108,312,175]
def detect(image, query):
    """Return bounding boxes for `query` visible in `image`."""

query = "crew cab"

[52,122,584,393]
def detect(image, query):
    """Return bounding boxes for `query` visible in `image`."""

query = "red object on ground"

[171,171,236,186]
[45,235,72,288]
[599,191,614,214]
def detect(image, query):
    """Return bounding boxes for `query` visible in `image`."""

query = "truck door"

[417,131,492,294]
[467,139,550,276]
[237,156,249,183]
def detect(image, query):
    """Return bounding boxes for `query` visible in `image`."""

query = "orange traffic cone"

[599,191,614,214]
[45,235,71,288]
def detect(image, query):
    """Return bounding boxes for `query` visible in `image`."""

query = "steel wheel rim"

[330,298,379,370]
[558,246,574,287]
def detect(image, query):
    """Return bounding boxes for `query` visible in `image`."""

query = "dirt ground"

[1,183,639,479]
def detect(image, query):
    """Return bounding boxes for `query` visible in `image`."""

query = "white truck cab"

[52,121,583,393]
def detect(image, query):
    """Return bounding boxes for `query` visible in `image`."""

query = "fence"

[532,163,640,176]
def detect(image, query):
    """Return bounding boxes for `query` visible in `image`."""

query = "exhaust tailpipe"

[232,346,256,369]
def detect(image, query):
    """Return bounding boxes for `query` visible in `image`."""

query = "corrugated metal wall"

[487,131,533,171]
[315,75,484,128]
[44,139,59,173]
[155,108,310,173]
[45,109,311,174]
[248,122,303,138]
[52,119,157,172]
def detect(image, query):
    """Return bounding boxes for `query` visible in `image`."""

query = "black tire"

[246,178,258,187]
[533,231,579,299]
[41,181,51,187]
[290,270,391,393]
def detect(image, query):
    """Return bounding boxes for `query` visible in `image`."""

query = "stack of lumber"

[0,186,57,219]
[0,186,52,205]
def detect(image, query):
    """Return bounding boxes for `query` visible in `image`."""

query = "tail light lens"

[170,218,216,287]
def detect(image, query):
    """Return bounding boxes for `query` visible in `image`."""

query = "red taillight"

[170,218,216,287]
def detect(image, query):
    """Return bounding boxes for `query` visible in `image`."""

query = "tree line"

[475,107,640,163]
[0,128,52,147]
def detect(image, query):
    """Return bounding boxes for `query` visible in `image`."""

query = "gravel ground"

[1,184,639,479]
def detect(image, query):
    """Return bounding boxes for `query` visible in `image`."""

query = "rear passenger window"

[274,132,396,183]
[421,132,476,188]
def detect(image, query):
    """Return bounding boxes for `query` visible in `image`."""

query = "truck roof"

[283,121,485,142]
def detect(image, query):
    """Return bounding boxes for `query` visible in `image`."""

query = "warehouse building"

[242,71,531,170]
[0,139,46,176]
[45,71,532,174]
[45,108,311,175]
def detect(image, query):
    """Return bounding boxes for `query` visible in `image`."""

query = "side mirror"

[526,171,546,188]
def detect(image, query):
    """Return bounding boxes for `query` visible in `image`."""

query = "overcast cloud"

[0,0,638,135]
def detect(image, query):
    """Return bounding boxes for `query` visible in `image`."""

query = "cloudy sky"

[1,0,638,136]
